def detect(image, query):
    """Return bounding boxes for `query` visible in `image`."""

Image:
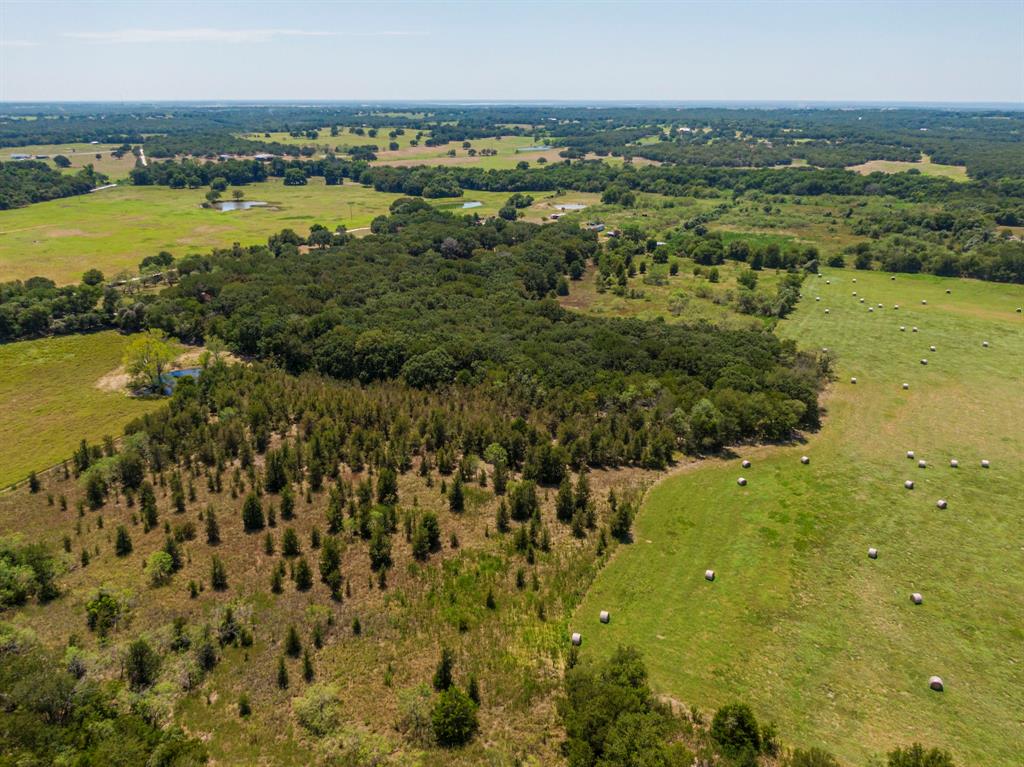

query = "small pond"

[555,203,588,211]
[461,201,483,209]
[516,145,553,152]
[158,367,201,395]
[212,200,267,212]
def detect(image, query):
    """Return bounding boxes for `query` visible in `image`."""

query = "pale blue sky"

[1,0,1021,103]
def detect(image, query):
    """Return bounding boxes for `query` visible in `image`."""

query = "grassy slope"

[575,269,1024,764]
[0,180,531,284]
[0,331,166,487]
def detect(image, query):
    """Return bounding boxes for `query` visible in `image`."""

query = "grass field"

[2,142,138,179]
[847,154,968,181]
[0,179,538,284]
[0,331,169,488]
[371,135,564,169]
[575,269,1024,764]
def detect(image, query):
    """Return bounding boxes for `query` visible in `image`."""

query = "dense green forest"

[0,161,106,209]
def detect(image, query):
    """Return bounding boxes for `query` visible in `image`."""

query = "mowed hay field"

[847,154,968,181]
[2,142,138,179]
[0,180,527,284]
[0,331,167,487]
[576,269,1024,764]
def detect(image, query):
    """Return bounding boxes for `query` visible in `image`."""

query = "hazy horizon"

[2,0,1021,103]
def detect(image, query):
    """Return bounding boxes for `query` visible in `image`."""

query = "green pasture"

[0,179,528,284]
[576,269,1024,765]
[0,331,168,488]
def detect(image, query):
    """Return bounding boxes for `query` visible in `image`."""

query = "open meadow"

[0,179,545,284]
[0,331,170,487]
[575,268,1024,765]
[2,142,138,179]
[847,154,968,181]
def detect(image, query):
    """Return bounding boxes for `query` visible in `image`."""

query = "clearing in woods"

[575,268,1024,765]
[0,331,173,488]
[847,154,968,181]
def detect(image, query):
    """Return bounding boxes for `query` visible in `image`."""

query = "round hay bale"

[936,499,948,509]
[737,477,747,486]
[877,303,883,308]
[824,309,830,314]
[911,592,923,605]
[868,547,878,559]
[921,299,927,305]
[859,297,865,303]
[826,280,831,285]
[902,383,909,390]
[852,278,857,283]
[905,480,915,489]
[1017,307,1022,313]
[705,569,716,582]
[816,296,821,301]
[950,459,958,468]
[982,340,989,348]
[918,460,927,469]
[821,347,829,353]
[599,611,610,624]
[801,455,810,465]
[868,307,874,313]
[571,632,582,646]
[929,676,944,692]
[891,276,896,280]
[899,325,906,331]
[741,460,751,469]
[945,289,951,294]
[894,304,899,309]
[981,459,990,468]
[912,326,919,332]
[850,377,857,384]
[929,345,936,352]
[852,291,857,296]
[920,358,928,365]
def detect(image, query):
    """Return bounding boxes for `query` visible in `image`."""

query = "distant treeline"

[0,161,106,210]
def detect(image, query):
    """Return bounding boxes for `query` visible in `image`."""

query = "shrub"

[124,638,160,690]
[294,683,342,736]
[85,589,122,636]
[887,743,956,767]
[432,686,479,747]
[146,551,174,586]
[711,702,762,757]
[787,748,841,767]
[396,684,435,747]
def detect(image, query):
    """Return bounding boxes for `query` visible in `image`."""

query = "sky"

[1,0,1022,104]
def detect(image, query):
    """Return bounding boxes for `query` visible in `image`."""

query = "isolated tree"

[123,330,176,391]
[82,268,104,286]
[432,686,479,747]
[205,507,220,544]
[124,638,160,690]
[241,493,264,532]
[285,625,302,657]
[210,556,228,591]
[53,154,72,168]
[433,647,455,691]
[114,525,133,556]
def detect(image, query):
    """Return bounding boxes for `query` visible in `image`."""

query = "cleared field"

[240,126,422,153]
[848,154,968,181]
[576,270,1024,764]
[0,180,532,284]
[0,331,168,487]
[372,135,564,169]
[2,142,138,180]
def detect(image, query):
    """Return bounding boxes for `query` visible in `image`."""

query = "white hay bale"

[918,460,927,469]
[902,383,909,390]
[821,347,829,353]
[877,303,883,308]
[899,325,906,331]
[981,459,990,468]
[868,307,874,313]
[599,611,610,624]
[741,460,751,469]
[905,480,914,489]
[859,297,865,303]
[801,455,810,465]
[850,377,857,384]
[852,291,857,296]
[929,676,944,692]
[824,309,830,314]
[705,569,715,582]
[921,299,927,305]
[930,345,936,352]
[950,459,958,468]
[816,296,821,301]
[1017,307,1022,313]
[571,632,582,646]
[826,280,831,285]
[894,304,899,309]
[936,499,948,509]
[920,359,928,365]
[945,289,951,294]
[912,326,919,332]
[737,477,747,486]
[982,340,989,348]
[911,592,923,605]
[891,276,896,280]
[852,278,857,283]
[907,451,915,459]
[868,547,878,559]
